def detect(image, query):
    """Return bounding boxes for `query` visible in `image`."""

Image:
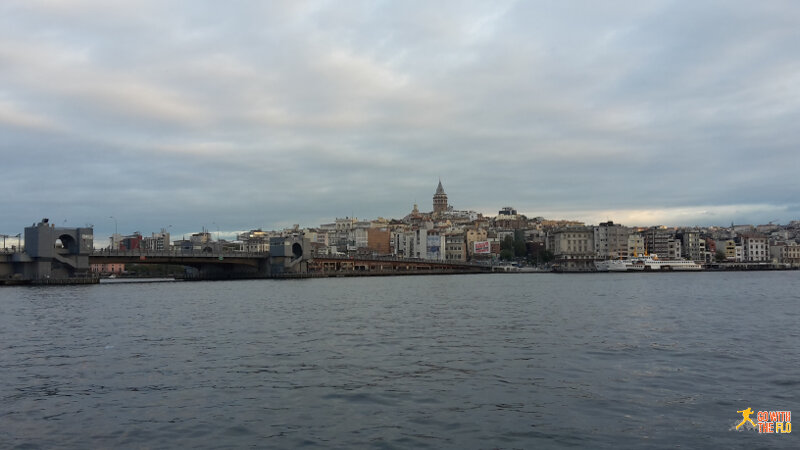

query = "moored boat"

[595,254,703,272]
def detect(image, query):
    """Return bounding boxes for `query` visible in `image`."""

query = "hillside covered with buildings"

[106,181,800,273]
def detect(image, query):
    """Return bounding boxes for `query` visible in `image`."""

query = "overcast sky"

[1,0,798,240]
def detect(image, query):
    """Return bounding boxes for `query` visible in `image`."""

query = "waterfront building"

[547,227,595,271]
[426,230,445,261]
[392,230,410,258]
[672,238,682,260]
[333,217,357,251]
[393,229,424,259]
[678,230,706,262]
[593,221,630,260]
[392,227,438,260]
[353,221,371,250]
[465,228,488,260]
[366,228,391,256]
[781,242,800,265]
[740,233,768,262]
[489,237,501,258]
[628,233,645,257]
[445,232,466,262]
[644,227,681,259]
[723,240,742,262]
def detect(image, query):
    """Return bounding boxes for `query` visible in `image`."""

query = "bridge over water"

[90,249,272,279]
[89,252,490,279]
[2,219,490,284]
[1,219,310,284]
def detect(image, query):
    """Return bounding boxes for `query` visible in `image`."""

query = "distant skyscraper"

[433,180,448,215]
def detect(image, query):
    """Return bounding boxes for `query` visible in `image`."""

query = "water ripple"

[1,273,798,448]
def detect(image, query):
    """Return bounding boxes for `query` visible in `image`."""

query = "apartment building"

[593,221,630,260]
[547,227,595,271]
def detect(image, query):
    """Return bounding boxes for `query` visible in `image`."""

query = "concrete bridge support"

[268,235,311,276]
[1,219,95,283]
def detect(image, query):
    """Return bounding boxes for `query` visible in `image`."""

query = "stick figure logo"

[737,407,757,430]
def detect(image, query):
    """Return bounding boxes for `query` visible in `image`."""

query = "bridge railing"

[91,249,269,259]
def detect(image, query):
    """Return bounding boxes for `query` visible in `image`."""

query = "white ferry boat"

[595,254,703,272]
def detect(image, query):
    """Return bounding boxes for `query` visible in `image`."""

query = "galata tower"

[433,180,448,215]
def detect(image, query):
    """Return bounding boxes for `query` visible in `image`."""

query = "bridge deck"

[90,250,269,267]
[88,251,490,275]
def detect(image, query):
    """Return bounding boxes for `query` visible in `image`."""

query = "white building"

[393,228,445,260]
[741,234,768,262]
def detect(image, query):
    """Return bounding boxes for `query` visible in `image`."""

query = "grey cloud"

[1,0,799,238]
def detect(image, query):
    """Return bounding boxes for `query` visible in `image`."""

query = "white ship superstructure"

[595,254,703,272]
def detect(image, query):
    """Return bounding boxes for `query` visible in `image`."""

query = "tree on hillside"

[500,236,514,261]
[514,239,527,257]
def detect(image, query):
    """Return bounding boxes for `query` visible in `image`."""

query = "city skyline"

[2,1,799,238]
[3,178,799,246]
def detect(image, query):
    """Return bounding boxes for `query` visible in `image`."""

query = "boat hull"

[595,255,703,272]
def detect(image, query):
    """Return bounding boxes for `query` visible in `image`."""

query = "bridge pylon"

[268,234,310,276]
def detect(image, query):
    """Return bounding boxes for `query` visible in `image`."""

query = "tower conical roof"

[435,180,446,195]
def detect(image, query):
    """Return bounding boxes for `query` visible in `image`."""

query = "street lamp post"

[109,216,118,250]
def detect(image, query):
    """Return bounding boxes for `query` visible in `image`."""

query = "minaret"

[433,179,448,215]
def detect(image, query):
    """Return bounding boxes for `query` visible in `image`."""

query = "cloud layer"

[2,0,798,238]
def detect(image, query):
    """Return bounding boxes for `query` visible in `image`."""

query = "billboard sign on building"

[474,240,490,254]
[427,234,441,260]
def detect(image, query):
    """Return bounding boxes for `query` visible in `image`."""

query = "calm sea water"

[1,272,798,449]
